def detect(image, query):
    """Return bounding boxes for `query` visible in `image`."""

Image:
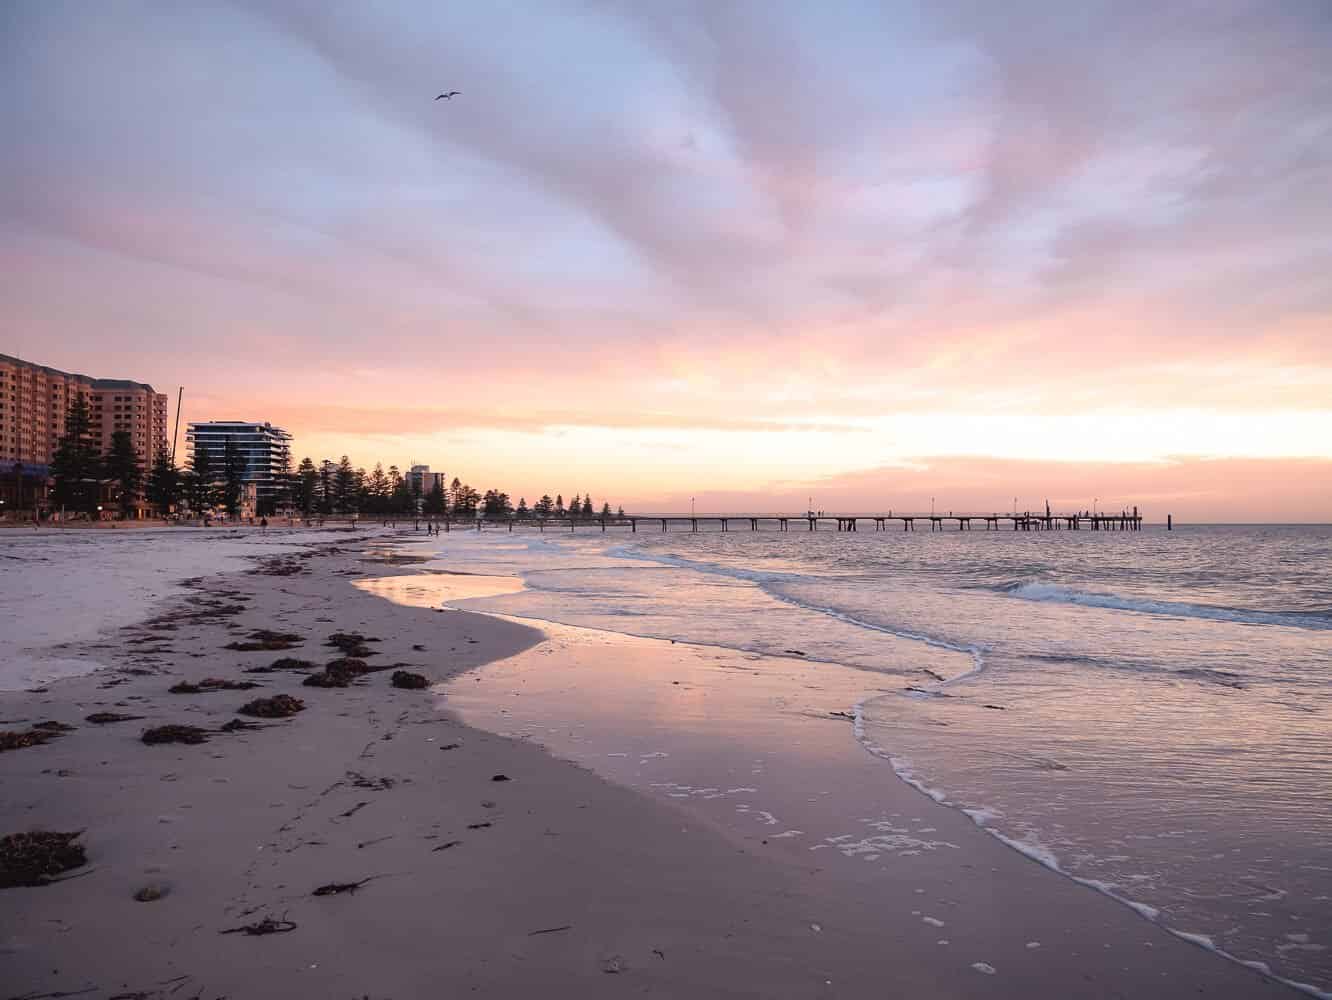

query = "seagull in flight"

[435,91,461,100]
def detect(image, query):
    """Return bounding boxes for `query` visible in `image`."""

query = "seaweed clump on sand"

[169,678,261,694]
[226,630,304,652]
[304,668,350,688]
[326,633,380,658]
[1,722,73,752]
[247,657,319,674]
[391,670,429,690]
[303,670,348,688]
[141,724,209,746]
[238,694,305,718]
[0,831,87,888]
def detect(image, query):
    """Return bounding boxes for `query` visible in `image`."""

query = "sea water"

[421,523,1331,993]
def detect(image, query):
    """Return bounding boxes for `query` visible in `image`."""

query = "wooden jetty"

[438,507,1146,534]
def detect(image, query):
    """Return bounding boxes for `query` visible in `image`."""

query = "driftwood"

[312,876,377,896]
[141,725,208,745]
[169,678,260,694]
[220,915,297,936]
[85,712,145,724]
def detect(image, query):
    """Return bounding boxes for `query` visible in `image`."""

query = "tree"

[554,494,565,517]
[534,495,553,519]
[221,436,246,518]
[292,457,319,516]
[365,463,389,514]
[318,460,335,515]
[104,431,143,519]
[388,466,414,515]
[617,505,625,518]
[333,455,356,513]
[482,489,512,517]
[452,482,480,517]
[515,497,530,519]
[581,496,593,519]
[184,442,219,515]
[568,494,581,520]
[424,480,446,515]
[49,395,102,516]
[146,453,181,517]
[600,501,612,520]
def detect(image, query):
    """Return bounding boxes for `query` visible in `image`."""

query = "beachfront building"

[406,464,446,498]
[186,420,292,514]
[0,353,170,515]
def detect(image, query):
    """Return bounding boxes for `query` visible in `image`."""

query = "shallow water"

[398,524,1331,994]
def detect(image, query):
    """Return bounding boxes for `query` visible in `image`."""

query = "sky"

[3,1,1330,520]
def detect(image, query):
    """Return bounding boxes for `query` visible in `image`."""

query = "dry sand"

[0,531,1295,998]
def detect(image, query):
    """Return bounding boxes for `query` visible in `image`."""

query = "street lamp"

[691,496,695,516]
[930,496,935,516]
[1093,497,1098,516]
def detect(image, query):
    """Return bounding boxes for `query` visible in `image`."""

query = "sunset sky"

[4,1,1330,520]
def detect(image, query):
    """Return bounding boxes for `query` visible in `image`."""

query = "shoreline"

[436,602,1317,999]
[0,533,1302,997]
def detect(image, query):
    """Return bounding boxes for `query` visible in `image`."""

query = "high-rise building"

[0,354,170,510]
[186,421,293,511]
[406,464,446,498]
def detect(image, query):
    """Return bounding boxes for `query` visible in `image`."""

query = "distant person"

[260,516,268,533]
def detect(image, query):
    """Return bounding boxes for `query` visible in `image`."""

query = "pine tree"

[554,494,565,517]
[515,497,530,519]
[294,457,319,516]
[333,455,356,513]
[534,495,554,518]
[318,460,335,515]
[424,480,446,515]
[450,477,463,511]
[600,501,612,519]
[388,466,413,514]
[581,496,593,519]
[50,395,102,516]
[184,442,218,515]
[568,494,580,520]
[222,436,246,518]
[104,431,143,519]
[146,453,181,517]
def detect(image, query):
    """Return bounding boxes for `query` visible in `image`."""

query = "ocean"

[420,522,1332,994]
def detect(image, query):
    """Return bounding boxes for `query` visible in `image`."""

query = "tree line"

[44,399,624,521]
[287,455,624,522]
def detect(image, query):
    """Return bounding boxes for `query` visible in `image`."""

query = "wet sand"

[0,533,1296,998]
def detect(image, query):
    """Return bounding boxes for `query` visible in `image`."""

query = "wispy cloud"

[2,1,1329,517]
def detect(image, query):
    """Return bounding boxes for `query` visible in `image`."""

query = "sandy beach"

[0,529,1299,998]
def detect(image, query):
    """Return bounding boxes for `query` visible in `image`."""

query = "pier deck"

[441,510,1146,533]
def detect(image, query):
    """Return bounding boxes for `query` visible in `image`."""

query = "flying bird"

[435,91,461,100]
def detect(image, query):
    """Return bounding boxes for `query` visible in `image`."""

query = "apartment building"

[0,354,170,512]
